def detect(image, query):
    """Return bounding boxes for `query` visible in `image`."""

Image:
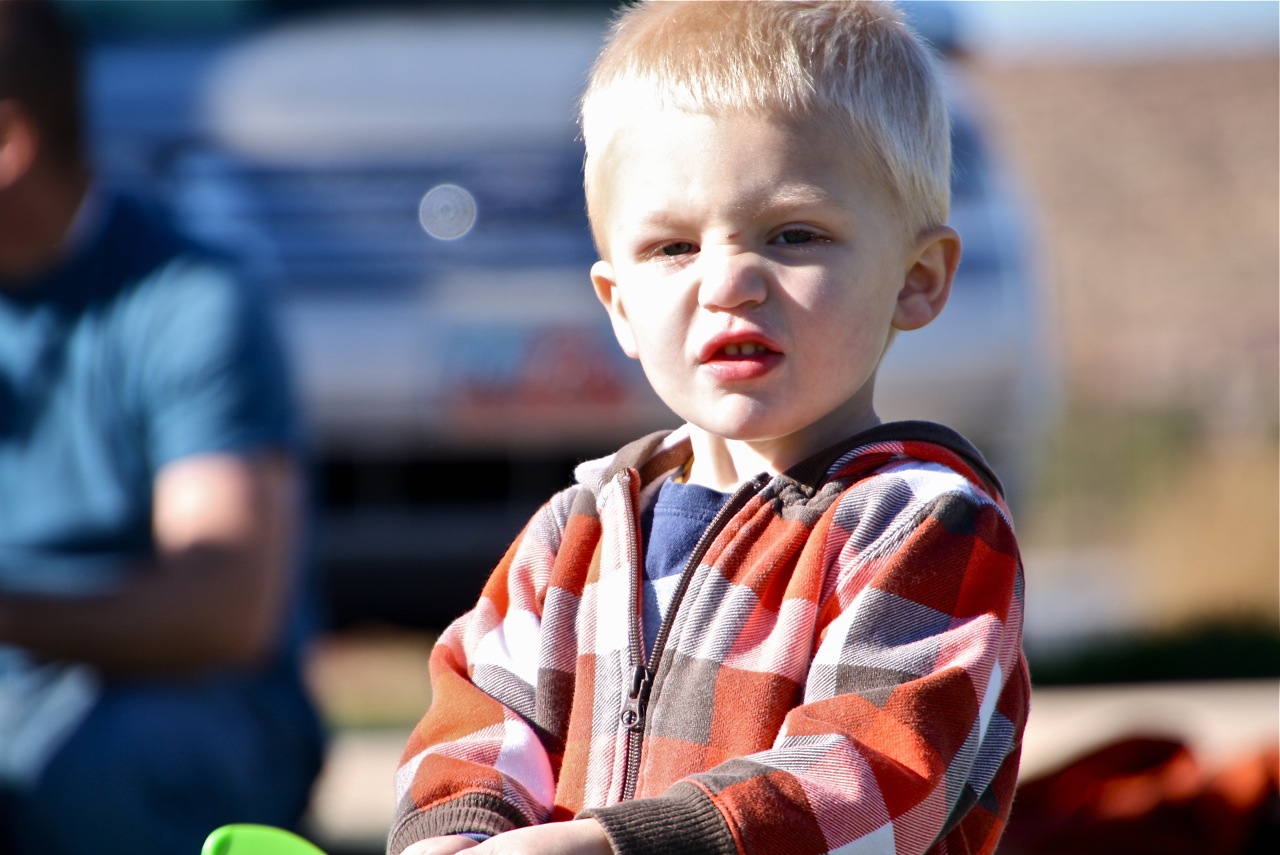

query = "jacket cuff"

[387,794,527,854]
[580,784,737,855]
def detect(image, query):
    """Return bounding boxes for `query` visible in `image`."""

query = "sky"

[951,0,1279,60]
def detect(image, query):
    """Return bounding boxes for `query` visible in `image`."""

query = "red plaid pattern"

[389,422,1029,855]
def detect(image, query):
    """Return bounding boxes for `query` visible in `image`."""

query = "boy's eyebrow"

[627,185,851,232]
[719,183,849,217]
[752,185,845,210]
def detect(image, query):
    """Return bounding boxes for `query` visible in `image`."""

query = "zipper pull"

[621,665,650,731]
[628,665,646,699]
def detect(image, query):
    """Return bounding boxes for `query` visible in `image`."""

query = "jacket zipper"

[618,472,768,802]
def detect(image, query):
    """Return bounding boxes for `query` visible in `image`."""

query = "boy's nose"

[696,249,769,311]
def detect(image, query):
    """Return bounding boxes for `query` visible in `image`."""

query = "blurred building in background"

[956,2,1279,671]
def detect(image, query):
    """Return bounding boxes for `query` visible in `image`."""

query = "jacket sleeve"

[587,485,1030,855]
[386,492,574,854]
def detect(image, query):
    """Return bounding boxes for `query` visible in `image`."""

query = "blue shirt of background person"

[0,3,323,854]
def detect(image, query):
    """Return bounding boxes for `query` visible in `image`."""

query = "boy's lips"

[699,330,783,361]
[698,331,784,381]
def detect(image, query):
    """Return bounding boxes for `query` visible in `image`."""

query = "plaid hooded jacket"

[389,421,1029,855]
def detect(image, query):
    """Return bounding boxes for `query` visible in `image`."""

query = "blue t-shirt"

[638,476,730,656]
[0,194,308,781]
[0,194,300,593]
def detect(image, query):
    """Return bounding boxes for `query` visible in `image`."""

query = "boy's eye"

[773,229,817,246]
[660,241,697,257]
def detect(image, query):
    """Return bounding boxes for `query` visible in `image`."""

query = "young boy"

[390,3,1028,854]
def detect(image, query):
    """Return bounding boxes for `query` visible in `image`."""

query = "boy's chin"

[682,415,775,443]
[684,403,880,447]
[684,420,811,455]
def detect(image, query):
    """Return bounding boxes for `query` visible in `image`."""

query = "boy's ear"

[0,100,39,191]
[591,259,639,358]
[892,226,961,332]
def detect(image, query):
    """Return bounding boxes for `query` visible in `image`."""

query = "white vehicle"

[79,0,1056,627]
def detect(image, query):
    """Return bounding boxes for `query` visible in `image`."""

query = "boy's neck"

[685,413,882,492]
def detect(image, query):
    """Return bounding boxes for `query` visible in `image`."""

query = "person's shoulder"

[524,428,690,543]
[856,453,999,506]
[98,196,270,327]
[818,420,1004,504]
[813,458,1017,596]
[97,193,206,264]
[829,455,995,519]
[573,429,690,494]
[809,421,1015,547]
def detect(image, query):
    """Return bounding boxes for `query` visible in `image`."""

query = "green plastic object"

[201,824,328,855]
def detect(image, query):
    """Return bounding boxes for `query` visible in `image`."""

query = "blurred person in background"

[0,2,323,853]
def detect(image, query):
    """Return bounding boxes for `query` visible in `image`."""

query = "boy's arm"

[401,837,482,855]
[402,820,613,855]
[388,498,571,854]
[585,488,1029,855]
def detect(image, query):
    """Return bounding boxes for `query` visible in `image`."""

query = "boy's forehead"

[584,107,914,259]
[591,105,897,209]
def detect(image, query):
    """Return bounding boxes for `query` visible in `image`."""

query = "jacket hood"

[574,420,1003,504]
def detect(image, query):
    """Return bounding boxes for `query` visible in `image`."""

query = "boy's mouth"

[701,333,782,362]
[700,334,783,381]
[718,342,773,358]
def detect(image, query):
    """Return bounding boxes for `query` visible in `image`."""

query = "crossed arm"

[403,820,613,855]
[0,451,298,674]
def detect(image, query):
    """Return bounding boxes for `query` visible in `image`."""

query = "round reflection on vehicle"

[418,184,477,240]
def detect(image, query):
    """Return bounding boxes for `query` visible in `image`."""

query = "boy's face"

[590,108,957,474]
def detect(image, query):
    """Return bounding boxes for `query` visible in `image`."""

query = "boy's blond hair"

[580,0,950,245]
